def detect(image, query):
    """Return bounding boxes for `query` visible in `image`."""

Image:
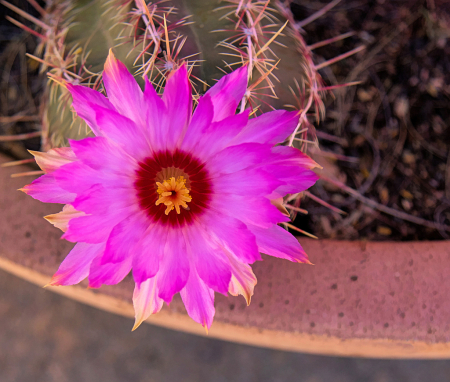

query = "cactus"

[2,0,363,148]
[2,0,366,235]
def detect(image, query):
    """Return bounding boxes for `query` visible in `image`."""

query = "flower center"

[155,176,192,215]
[135,150,212,226]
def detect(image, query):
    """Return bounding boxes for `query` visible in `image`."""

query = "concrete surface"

[2,269,450,382]
[3,154,450,358]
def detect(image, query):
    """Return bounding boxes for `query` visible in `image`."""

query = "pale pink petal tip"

[45,205,86,232]
[228,265,257,306]
[132,277,164,331]
[29,147,76,173]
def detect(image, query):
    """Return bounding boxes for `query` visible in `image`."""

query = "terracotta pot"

[1,153,449,359]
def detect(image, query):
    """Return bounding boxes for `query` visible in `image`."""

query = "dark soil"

[291,0,450,241]
[0,0,43,159]
[1,0,449,241]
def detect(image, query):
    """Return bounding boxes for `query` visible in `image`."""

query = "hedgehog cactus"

[3,0,362,151]
[2,0,366,227]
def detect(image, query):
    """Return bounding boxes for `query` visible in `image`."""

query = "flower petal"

[249,224,310,263]
[69,137,136,175]
[143,78,167,152]
[49,242,105,286]
[88,254,132,288]
[72,184,135,216]
[231,110,298,145]
[212,168,281,197]
[182,110,250,161]
[44,204,85,232]
[101,213,148,264]
[200,213,261,263]
[53,161,130,195]
[157,229,189,303]
[180,268,215,330]
[162,64,192,148]
[270,145,320,169]
[264,165,319,195]
[205,66,247,122]
[52,161,101,194]
[93,106,150,160]
[103,50,144,125]
[207,142,272,175]
[20,174,76,204]
[63,208,133,243]
[227,257,257,305]
[132,224,164,284]
[67,84,114,136]
[185,226,231,295]
[132,276,164,331]
[180,94,214,152]
[211,194,288,228]
[30,147,77,173]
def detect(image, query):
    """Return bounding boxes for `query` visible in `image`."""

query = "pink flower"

[22,51,318,330]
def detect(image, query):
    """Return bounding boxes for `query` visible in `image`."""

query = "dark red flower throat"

[135,150,211,226]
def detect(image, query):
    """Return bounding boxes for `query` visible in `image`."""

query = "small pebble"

[377,226,392,236]
[402,151,416,165]
[400,190,414,200]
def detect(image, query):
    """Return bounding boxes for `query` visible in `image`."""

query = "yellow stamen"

[155,176,192,215]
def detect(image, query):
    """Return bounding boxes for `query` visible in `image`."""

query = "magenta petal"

[201,213,261,263]
[180,94,214,152]
[186,226,231,295]
[248,224,309,263]
[212,168,281,197]
[207,143,272,175]
[53,162,132,202]
[63,210,132,243]
[50,242,105,286]
[67,84,114,136]
[211,194,288,228]
[21,174,76,204]
[162,65,192,148]
[53,161,100,194]
[94,106,150,160]
[183,110,251,161]
[232,110,298,145]
[143,78,167,152]
[88,255,132,288]
[102,213,148,264]
[270,146,319,169]
[132,225,164,284]
[69,137,136,174]
[180,268,215,330]
[264,165,319,194]
[103,50,144,125]
[72,184,134,216]
[156,229,189,303]
[205,66,247,122]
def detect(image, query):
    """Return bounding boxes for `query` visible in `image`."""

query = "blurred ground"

[1,269,450,382]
